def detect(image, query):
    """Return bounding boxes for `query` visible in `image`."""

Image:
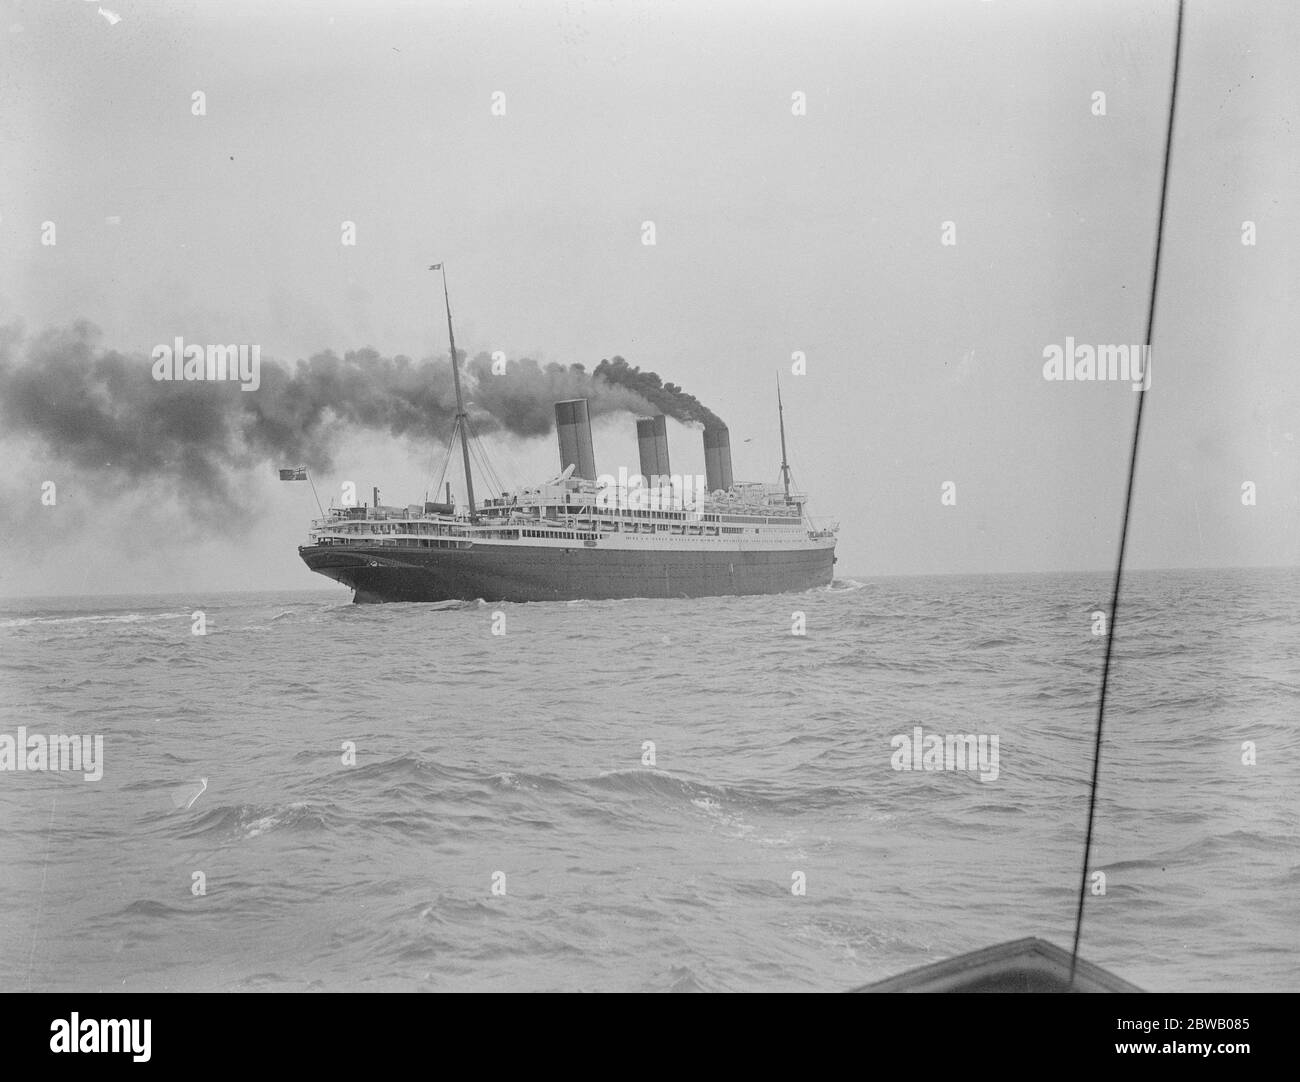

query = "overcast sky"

[0,0,1296,597]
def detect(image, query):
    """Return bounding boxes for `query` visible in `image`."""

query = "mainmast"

[777,375,792,501]
[433,264,477,521]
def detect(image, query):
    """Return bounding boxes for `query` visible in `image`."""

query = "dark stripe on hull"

[299,542,835,603]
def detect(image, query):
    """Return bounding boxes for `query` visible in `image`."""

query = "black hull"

[299,542,835,603]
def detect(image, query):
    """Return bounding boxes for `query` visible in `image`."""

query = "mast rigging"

[434,264,477,521]
[777,375,792,502]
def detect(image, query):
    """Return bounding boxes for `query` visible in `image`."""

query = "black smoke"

[0,322,676,522]
[593,356,726,429]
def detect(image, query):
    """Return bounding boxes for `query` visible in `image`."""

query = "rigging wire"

[475,421,534,494]
[468,436,502,499]
[429,421,457,504]
[1070,0,1184,986]
[463,425,494,495]
[425,423,454,502]
[463,414,509,496]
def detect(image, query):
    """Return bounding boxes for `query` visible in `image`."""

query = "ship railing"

[312,505,472,527]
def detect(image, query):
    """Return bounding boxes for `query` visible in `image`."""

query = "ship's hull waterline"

[300,541,836,603]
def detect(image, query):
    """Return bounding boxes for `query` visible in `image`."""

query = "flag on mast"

[429,263,442,270]
[278,466,308,481]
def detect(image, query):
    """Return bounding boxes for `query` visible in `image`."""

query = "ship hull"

[299,541,835,603]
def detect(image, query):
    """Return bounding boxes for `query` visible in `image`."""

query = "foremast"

[777,375,792,503]
[434,263,477,522]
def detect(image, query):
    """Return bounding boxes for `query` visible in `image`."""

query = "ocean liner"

[297,269,837,603]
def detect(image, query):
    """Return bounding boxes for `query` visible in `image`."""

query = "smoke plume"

[592,356,726,429]
[0,322,700,522]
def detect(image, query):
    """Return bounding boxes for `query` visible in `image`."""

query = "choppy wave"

[177,800,334,841]
[0,610,191,629]
[1,570,1297,992]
